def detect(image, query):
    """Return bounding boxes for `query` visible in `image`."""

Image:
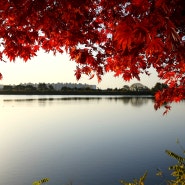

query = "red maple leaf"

[0,73,2,80]
[0,0,184,110]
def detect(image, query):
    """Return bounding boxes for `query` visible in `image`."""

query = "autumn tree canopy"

[0,0,185,110]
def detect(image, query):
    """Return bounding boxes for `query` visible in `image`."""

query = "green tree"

[14,84,25,91]
[37,83,48,92]
[25,84,37,92]
[3,85,13,91]
[48,84,54,91]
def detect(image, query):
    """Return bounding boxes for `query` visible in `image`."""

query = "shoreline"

[0,91,153,96]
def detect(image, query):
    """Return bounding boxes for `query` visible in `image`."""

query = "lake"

[0,95,184,185]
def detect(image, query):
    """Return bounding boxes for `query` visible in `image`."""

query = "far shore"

[0,90,153,96]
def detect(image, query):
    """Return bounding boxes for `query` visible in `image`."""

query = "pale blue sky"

[0,50,162,89]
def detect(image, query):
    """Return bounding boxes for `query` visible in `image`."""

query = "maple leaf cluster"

[0,0,185,109]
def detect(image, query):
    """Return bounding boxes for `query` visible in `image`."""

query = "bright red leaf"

[0,0,184,109]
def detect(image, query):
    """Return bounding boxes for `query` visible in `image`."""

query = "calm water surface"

[0,95,184,185]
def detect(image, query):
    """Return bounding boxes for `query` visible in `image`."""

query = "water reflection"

[2,95,153,107]
[0,95,184,185]
[107,96,152,107]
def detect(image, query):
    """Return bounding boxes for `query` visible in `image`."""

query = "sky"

[0,50,162,89]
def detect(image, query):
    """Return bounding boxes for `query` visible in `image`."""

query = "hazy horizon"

[0,50,163,89]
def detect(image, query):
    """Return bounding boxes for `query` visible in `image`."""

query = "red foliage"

[0,0,185,108]
[0,73,2,80]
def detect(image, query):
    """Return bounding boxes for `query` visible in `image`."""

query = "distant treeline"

[0,82,167,95]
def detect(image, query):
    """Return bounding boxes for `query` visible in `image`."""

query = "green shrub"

[32,178,49,185]
[120,139,185,185]
[32,140,185,185]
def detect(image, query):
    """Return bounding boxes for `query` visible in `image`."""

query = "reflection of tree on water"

[101,96,153,107]
[107,96,152,107]
[3,96,153,107]
[130,97,150,107]
[120,97,130,104]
